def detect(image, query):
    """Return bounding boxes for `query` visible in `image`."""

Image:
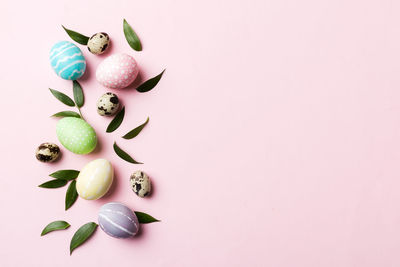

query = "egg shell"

[96,53,139,89]
[76,159,114,200]
[56,117,97,154]
[98,202,139,238]
[50,41,86,80]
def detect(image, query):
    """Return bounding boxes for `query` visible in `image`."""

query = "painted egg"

[35,143,60,163]
[98,202,139,238]
[50,41,86,80]
[130,170,151,198]
[97,92,120,116]
[76,159,114,200]
[96,53,139,89]
[56,117,97,154]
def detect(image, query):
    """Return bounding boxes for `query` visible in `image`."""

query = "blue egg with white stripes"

[98,202,140,238]
[49,41,86,80]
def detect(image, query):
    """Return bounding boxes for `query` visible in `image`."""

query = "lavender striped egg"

[98,202,139,238]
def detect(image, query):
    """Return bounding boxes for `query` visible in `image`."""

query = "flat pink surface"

[1,0,400,266]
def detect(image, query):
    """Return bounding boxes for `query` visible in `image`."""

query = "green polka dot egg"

[56,117,97,154]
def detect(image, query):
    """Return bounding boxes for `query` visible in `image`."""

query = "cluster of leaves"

[50,81,84,120]
[39,170,79,210]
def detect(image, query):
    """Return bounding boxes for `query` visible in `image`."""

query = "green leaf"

[41,220,70,236]
[135,211,160,224]
[62,25,89,45]
[49,170,80,180]
[70,222,98,255]
[73,81,84,107]
[122,117,149,139]
[39,179,68,188]
[65,180,78,210]
[51,111,81,118]
[123,19,142,51]
[113,142,143,164]
[106,106,125,133]
[136,70,165,93]
[49,88,75,107]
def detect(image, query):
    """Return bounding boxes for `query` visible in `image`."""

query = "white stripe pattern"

[58,60,85,76]
[99,214,134,236]
[68,69,84,80]
[104,208,138,228]
[53,52,82,68]
[50,45,76,62]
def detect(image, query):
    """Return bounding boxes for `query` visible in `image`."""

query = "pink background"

[1,0,400,266]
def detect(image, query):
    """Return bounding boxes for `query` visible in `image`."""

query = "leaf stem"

[76,106,85,121]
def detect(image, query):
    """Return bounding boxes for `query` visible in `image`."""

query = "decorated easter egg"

[96,53,139,89]
[50,41,86,80]
[76,159,114,200]
[56,117,97,154]
[98,202,139,238]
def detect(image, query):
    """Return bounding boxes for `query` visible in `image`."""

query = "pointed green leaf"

[51,111,81,118]
[136,70,165,93]
[135,211,160,224]
[106,106,125,133]
[49,170,80,180]
[65,180,78,210]
[49,88,75,107]
[39,179,68,188]
[70,222,98,255]
[62,25,89,45]
[113,142,143,164]
[123,19,142,51]
[41,220,70,236]
[122,117,149,139]
[73,81,84,107]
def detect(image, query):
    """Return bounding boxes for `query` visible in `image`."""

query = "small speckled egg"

[49,41,86,80]
[98,202,139,238]
[56,117,97,154]
[76,159,114,200]
[35,143,60,163]
[97,92,120,116]
[87,32,110,55]
[96,53,139,89]
[130,171,151,198]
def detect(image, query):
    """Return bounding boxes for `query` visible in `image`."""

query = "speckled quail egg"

[35,143,60,163]
[97,92,120,116]
[130,171,151,198]
[87,32,110,55]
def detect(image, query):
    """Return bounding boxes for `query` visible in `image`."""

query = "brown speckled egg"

[87,32,110,55]
[97,92,120,116]
[130,171,151,198]
[35,143,60,163]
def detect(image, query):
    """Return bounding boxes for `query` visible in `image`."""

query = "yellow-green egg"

[56,117,97,154]
[76,159,114,200]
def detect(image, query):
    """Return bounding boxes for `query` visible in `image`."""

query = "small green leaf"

[73,81,84,107]
[122,117,149,139]
[49,170,80,180]
[70,222,98,255]
[135,211,160,224]
[51,111,81,118]
[136,70,165,93]
[39,179,68,188]
[62,25,89,45]
[41,220,70,236]
[113,142,143,164]
[123,19,142,51]
[106,106,125,133]
[65,180,78,210]
[49,88,75,107]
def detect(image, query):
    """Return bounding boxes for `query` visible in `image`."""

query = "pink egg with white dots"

[96,53,139,89]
